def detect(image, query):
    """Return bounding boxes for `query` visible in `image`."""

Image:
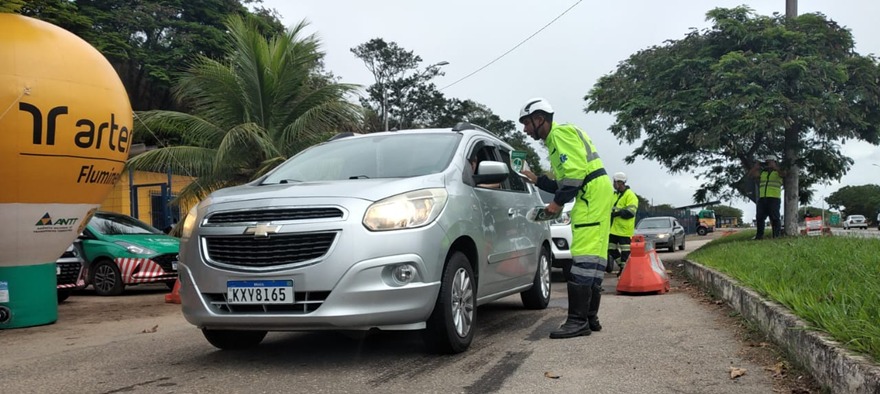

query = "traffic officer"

[749,155,784,238]
[609,172,638,276]
[519,98,613,339]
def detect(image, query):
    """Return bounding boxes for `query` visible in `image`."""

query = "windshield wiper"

[278,179,302,184]
[349,175,370,179]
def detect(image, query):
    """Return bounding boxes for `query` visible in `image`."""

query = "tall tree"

[126,16,362,206]
[351,38,447,132]
[585,7,880,236]
[826,184,880,219]
[17,0,285,112]
[351,39,545,174]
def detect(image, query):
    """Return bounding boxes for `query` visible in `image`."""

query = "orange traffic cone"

[616,235,670,294]
[165,279,181,304]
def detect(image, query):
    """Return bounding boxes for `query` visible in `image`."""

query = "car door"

[466,140,533,296]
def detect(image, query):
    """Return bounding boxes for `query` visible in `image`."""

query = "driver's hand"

[520,169,537,184]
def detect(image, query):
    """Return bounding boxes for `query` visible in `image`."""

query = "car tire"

[521,245,551,310]
[202,329,267,350]
[667,238,676,253]
[697,227,707,236]
[57,289,71,303]
[91,259,124,296]
[678,237,686,251]
[423,251,475,354]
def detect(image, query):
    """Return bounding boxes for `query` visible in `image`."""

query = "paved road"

[0,236,790,394]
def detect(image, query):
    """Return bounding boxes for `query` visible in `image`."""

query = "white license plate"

[227,280,294,304]
[172,261,178,271]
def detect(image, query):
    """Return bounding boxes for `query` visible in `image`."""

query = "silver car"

[178,124,553,354]
[634,216,686,253]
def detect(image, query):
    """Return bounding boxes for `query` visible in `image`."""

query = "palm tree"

[127,15,362,207]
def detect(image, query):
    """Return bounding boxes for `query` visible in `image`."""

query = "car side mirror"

[472,161,509,184]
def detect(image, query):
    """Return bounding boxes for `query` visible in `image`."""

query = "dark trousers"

[755,197,781,238]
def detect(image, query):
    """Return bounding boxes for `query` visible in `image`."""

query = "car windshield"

[90,213,163,235]
[850,216,865,220]
[637,218,671,229]
[262,133,462,184]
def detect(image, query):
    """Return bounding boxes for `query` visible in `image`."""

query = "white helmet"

[519,98,554,121]
[612,172,627,182]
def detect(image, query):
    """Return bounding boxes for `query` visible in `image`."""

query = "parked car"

[634,216,686,253]
[842,214,867,230]
[55,240,87,303]
[538,190,575,268]
[178,123,553,354]
[80,211,180,296]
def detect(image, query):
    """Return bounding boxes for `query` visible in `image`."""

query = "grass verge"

[688,230,880,363]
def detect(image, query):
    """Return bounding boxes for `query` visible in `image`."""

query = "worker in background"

[608,172,638,276]
[518,97,613,339]
[748,155,784,239]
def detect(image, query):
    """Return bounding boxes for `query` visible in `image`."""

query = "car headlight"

[363,188,448,231]
[551,211,571,226]
[181,205,199,239]
[114,241,156,255]
[656,233,669,239]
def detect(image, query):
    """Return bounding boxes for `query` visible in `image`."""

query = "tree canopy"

[16,0,285,111]
[826,184,880,219]
[127,16,362,206]
[351,38,545,174]
[585,6,880,235]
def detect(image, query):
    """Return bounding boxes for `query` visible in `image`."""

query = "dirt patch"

[665,261,825,394]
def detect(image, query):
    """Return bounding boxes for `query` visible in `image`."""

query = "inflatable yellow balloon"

[0,14,132,328]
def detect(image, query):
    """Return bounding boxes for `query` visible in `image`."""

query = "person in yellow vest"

[518,98,613,339]
[749,155,784,239]
[608,172,638,276]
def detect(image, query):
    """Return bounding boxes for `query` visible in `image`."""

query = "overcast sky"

[263,0,880,221]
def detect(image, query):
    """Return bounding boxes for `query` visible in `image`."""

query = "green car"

[80,211,180,296]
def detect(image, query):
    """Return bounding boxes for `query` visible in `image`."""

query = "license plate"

[172,261,178,271]
[227,280,294,304]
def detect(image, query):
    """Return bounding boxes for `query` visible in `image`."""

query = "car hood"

[98,234,180,254]
[207,175,447,204]
[635,228,672,235]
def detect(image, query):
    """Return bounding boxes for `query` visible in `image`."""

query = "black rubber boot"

[587,284,602,332]
[549,282,592,339]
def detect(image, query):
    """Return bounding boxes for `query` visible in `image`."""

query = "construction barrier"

[617,235,670,294]
[164,279,181,304]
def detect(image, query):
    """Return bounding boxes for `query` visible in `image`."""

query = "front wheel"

[678,237,686,251]
[423,251,475,354]
[697,227,708,236]
[521,246,551,309]
[667,238,676,253]
[202,329,267,350]
[91,259,124,296]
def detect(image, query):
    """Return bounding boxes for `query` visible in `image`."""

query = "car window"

[263,133,462,183]
[496,149,527,192]
[90,213,163,235]
[637,218,672,229]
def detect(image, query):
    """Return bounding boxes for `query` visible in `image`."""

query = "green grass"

[689,231,880,363]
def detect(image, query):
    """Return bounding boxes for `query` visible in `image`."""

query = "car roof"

[326,122,507,147]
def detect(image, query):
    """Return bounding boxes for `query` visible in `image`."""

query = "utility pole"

[786,0,797,18]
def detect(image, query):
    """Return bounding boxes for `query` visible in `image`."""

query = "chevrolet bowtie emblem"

[244,224,282,237]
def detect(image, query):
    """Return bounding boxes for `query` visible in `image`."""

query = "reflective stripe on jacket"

[759,170,782,199]
[611,187,638,237]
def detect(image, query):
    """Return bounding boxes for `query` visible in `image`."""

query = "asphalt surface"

[0,235,802,393]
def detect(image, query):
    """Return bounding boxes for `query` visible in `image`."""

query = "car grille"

[205,232,337,268]
[56,262,82,286]
[203,291,329,314]
[206,208,343,224]
[151,253,179,272]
